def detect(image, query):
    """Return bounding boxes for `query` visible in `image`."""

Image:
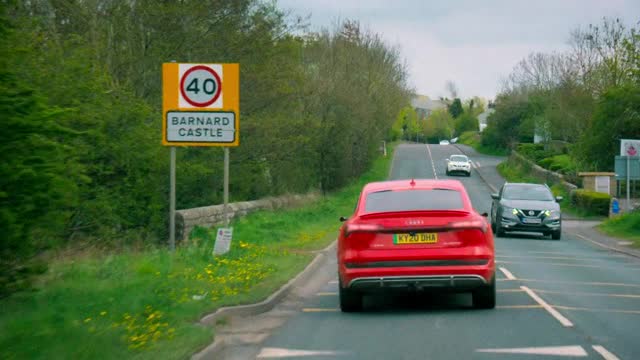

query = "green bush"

[538,154,576,174]
[459,131,480,146]
[570,190,611,216]
[516,143,558,163]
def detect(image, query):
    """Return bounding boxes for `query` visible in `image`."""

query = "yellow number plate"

[394,233,438,244]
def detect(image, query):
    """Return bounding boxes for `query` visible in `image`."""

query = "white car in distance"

[446,154,472,177]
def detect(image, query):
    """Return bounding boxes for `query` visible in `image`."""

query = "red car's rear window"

[364,189,464,213]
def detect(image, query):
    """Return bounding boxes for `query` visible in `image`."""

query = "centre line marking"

[521,286,573,327]
[592,345,620,360]
[499,267,517,280]
[316,292,337,296]
[425,144,438,179]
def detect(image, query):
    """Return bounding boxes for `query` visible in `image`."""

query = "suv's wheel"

[551,229,561,240]
[339,281,362,312]
[495,216,505,237]
[473,277,496,309]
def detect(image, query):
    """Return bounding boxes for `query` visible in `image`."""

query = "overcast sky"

[277,0,640,101]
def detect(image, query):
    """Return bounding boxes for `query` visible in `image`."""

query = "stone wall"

[175,192,321,241]
[510,151,578,194]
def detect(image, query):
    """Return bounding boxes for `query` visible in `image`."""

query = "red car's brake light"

[344,224,382,236]
[447,219,488,233]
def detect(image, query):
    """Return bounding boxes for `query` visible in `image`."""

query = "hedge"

[570,189,611,216]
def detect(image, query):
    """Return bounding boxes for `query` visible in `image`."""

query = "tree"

[481,93,532,149]
[454,112,479,135]
[448,98,464,118]
[574,85,640,171]
[425,108,454,143]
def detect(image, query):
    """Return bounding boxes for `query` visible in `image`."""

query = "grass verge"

[458,131,509,156]
[598,212,640,247]
[0,144,396,359]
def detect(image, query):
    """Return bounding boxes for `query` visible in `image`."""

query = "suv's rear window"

[502,185,554,201]
[364,189,464,213]
[450,155,468,162]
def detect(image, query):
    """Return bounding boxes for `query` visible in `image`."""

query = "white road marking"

[497,260,640,271]
[302,308,339,312]
[499,250,626,257]
[328,280,338,284]
[316,292,337,296]
[496,305,542,309]
[499,267,517,280]
[533,289,640,299]
[592,345,621,360]
[476,345,587,356]
[497,254,627,261]
[618,241,633,246]
[554,305,640,315]
[515,278,640,288]
[425,144,438,179]
[572,233,639,258]
[258,347,346,358]
[521,286,574,327]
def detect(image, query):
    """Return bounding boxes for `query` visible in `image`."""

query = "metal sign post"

[169,147,176,251]
[224,147,230,226]
[627,156,631,211]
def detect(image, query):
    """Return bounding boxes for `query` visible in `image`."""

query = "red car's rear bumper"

[338,248,495,291]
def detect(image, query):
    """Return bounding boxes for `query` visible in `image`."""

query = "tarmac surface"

[206,143,640,360]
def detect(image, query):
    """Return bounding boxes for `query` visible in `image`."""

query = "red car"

[337,179,495,312]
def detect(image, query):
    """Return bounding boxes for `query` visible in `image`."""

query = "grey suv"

[490,183,562,240]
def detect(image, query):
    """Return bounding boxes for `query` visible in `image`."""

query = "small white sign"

[213,227,233,255]
[166,111,236,143]
[595,176,610,194]
[621,139,640,157]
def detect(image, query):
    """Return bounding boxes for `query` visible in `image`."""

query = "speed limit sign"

[179,64,224,108]
[162,62,239,146]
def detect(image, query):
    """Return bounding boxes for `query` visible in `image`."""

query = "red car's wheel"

[472,277,496,309]
[339,280,362,312]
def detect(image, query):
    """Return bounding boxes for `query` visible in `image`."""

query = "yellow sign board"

[162,63,239,146]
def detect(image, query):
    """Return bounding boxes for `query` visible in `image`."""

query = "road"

[218,143,640,360]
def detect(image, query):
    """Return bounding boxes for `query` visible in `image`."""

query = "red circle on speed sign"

[180,65,222,107]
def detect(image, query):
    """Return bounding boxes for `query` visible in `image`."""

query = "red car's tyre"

[339,281,362,312]
[472,277,496,309]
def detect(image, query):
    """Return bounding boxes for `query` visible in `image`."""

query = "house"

[411,95,448,120]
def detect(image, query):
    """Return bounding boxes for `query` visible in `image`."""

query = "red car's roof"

[362,179,467,193]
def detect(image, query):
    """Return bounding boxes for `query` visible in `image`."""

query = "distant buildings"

[411,95,448,120]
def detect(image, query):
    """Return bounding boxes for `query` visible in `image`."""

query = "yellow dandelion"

[100,311,107,316]
[84,318,92,323]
